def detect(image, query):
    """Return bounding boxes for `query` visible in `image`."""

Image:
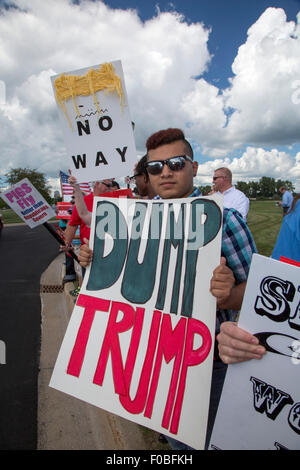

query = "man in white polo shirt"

[212,167,249,220]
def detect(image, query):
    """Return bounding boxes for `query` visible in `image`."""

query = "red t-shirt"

[68,192,94,244]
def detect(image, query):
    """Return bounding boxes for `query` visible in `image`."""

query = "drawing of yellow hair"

[54,62,124,128]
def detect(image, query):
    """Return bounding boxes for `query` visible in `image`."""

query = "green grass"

[0,208,56,224]
[247,200,282,257]
[0,208,24,224]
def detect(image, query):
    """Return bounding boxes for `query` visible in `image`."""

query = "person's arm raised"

[68,172,92,227]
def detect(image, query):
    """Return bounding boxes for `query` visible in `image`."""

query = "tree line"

[199,176,295,198]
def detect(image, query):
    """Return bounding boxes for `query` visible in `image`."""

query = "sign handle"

[43,222,80,264]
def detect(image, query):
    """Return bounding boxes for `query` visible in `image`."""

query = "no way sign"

[51,60,137,184]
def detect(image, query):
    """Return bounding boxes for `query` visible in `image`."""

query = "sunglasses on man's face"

[213,176,225,181]
[102,181,113,188]
[146,155,193,175]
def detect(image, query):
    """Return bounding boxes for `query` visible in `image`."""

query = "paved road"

[0,223,59,450]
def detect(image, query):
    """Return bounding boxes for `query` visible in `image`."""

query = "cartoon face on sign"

[75,100,108,120]
[53,62,124,129]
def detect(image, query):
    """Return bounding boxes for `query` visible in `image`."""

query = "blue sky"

[103,0,300,88]
[122,0,300,171]
[0,0,300,190]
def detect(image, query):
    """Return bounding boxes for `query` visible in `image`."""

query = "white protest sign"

[50,195,223,449]
[51,60,137,183]
[0,178,55,228]
[209,254,300,450]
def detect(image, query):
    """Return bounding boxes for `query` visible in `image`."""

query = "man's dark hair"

[135,155,149,181]
[146,128,193,159]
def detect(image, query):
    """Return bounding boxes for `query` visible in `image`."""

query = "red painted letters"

[67,294,212,434]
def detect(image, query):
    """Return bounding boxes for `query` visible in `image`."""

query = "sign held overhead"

[51,61,137,183]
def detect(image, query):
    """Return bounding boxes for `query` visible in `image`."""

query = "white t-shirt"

[218,186,249,220]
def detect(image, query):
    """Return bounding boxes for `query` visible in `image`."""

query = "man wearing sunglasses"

[145,130,198,200]
[145,128,263,345]
[79,128,265,448]
[211,167,249,221]
[144,128,264,449]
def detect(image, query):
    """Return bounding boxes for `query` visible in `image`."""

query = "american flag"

[59,171,92,198]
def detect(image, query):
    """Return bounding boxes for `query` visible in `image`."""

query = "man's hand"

[217,321,266,364]
[68,171,79,188]
[210,257,235,307]
[78,238,93,267]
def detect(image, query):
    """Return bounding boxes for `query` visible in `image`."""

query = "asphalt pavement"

[0,223,58,450]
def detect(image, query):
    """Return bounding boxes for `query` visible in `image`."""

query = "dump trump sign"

[50,195,223,449]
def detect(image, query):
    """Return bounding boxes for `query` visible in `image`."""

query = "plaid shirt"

[153,188,257,332]
[217,207,257,332]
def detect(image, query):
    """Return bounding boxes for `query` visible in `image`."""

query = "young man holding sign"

[144,130,265,367]
[79,128,265,448]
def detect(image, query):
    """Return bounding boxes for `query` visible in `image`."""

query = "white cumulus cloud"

[196,146,299,187]
[222,7,300,149]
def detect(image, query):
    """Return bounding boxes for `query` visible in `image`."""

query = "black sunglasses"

[146,155,193,175]
[102,181,113,188]
[213,176,225,181]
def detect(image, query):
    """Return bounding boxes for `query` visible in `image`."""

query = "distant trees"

[198,185,212,195]
[235,177,294,199]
